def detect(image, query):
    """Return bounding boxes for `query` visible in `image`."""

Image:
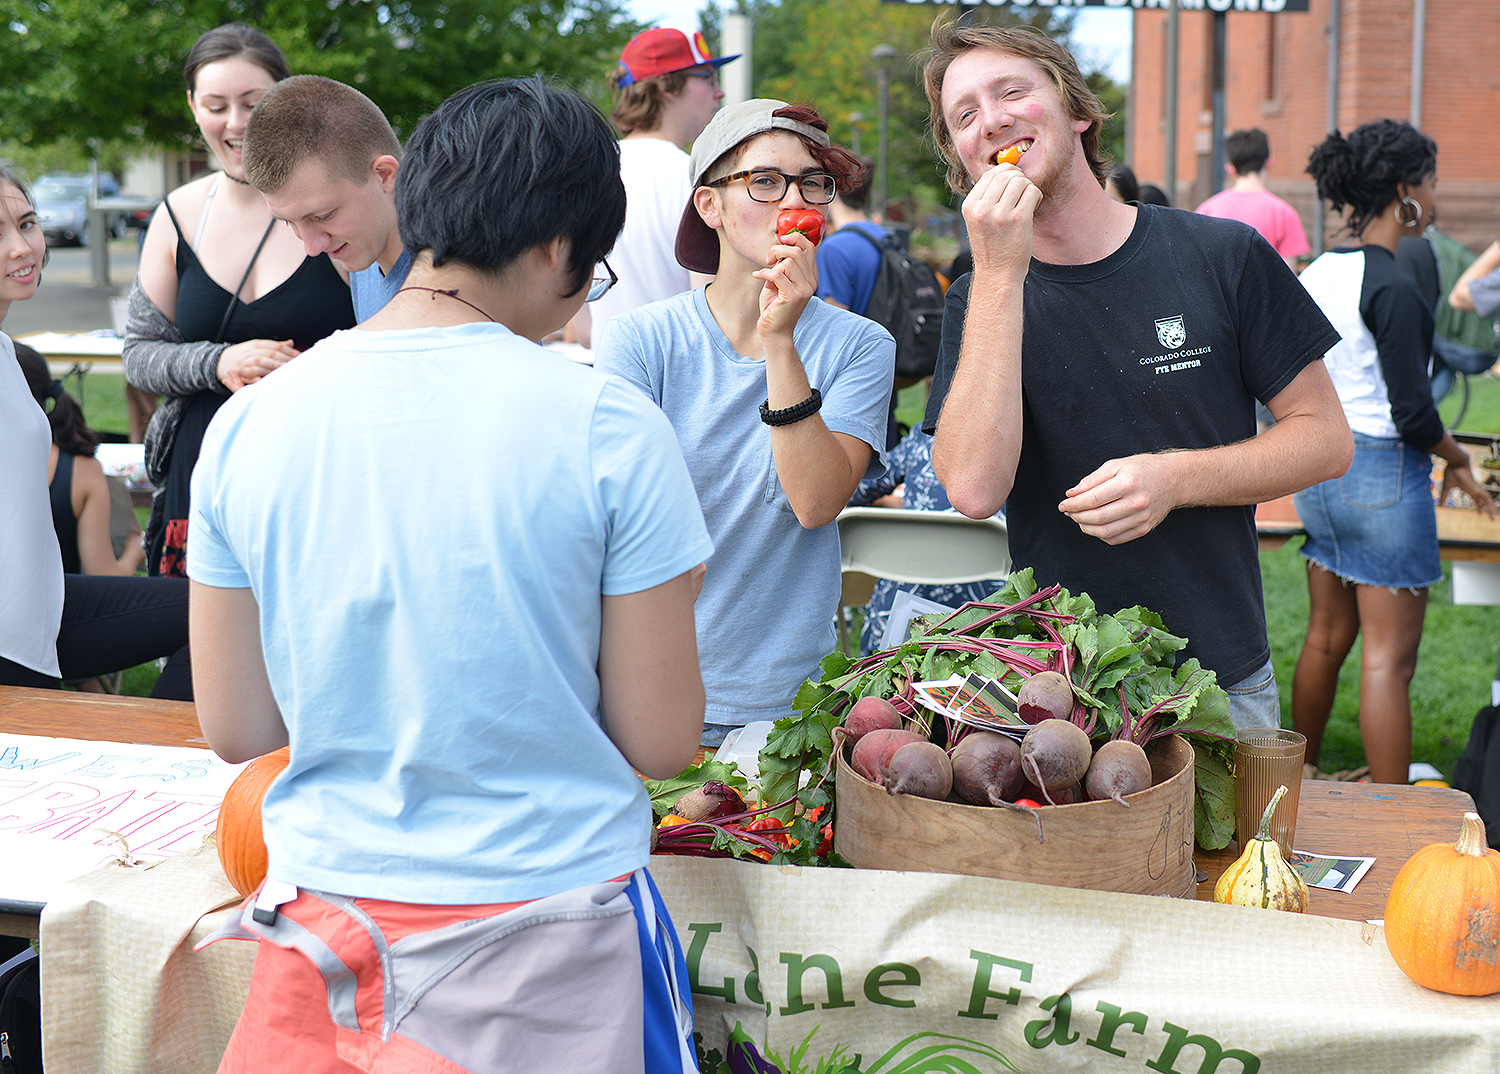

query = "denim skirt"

[1293,432,1442,590]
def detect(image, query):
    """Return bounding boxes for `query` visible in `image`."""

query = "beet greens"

[758,568,1238,851]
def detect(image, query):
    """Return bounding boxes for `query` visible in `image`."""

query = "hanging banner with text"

[651,857,1500,1074]
[881,0,1312,12]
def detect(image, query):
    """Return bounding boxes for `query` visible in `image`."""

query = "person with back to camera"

[595,98,896,746]
[125,24,355,579]
[566,27,733,348]
[816,159,887,316]
[1138,183,1172,207]
[1,164,192,699]
[919,21,1354,731]
[242,75,409,321]
[1293,120,1495,785]
[14,344,145,577]
[188,76,711,1072]
[1195,127,1310,268]
[1104,163,1138,204]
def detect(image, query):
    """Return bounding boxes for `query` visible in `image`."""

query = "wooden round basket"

[834,732,1197,897]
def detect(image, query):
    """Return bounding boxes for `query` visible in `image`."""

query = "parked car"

[33,174,126,246]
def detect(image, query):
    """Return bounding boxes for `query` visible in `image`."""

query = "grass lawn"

[80,371,1500,780]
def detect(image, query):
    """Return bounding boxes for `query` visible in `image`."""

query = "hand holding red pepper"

[776,209,824,247]
[757,210,821,335]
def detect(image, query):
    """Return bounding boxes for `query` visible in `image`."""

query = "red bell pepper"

[776,209,824,246]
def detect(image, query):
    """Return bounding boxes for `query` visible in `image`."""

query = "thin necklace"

[393,286,497,323]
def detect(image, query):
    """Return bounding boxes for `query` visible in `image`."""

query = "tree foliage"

[0,0,641,148]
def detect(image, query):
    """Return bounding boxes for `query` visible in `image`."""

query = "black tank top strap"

[48,451,83,574]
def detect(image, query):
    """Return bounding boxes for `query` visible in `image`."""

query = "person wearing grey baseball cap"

[595,98,897,747]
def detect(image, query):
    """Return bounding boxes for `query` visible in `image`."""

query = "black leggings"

[0,574,191,700]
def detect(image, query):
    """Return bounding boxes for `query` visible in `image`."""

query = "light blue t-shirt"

[349,247,413,322]
[188,323,712,904]
[596,289,895,738]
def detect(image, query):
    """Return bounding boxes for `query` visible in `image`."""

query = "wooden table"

[0,687,206,938]
[1258,495,1500,562]
[18,330,158,444]
[1193,779,1476,921]
[1,688,1476,931]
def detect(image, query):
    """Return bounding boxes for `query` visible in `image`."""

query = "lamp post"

[871,44,897,221]
[848,111,866,159]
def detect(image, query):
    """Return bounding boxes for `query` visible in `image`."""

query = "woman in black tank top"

[122,25,355,577]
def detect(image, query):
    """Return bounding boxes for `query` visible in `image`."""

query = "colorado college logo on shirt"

[1155,315,1187,349]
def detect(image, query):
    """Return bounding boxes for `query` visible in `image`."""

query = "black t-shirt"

[924,205,1340,686]
[1394,234,1440,316]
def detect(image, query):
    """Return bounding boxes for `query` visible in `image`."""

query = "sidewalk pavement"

[5,240,141,337]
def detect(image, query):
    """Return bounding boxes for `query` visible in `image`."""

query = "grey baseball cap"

[675,98,831,275]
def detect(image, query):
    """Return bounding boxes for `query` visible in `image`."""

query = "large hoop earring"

[1397,195,1422,229]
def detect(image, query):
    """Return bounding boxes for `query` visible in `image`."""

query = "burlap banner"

[35,849,1500,1073]
[650,857,1500,1074]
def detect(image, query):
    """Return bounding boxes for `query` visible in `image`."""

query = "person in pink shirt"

[1197,128,1311,268]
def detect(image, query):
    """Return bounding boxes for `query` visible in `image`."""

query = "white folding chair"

[834,507,1011,652]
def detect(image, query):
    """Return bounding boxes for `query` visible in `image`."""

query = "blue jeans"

[1225,658,1280,731]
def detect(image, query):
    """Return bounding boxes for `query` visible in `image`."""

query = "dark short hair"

[610,68,690,136]
[922,20,1112,195]
[1138,183,1172,207]
[838,159,875,211]
[1306,119,1437,237]
[184,24,290,94]
[1225,128,1270,175]
[244,76,402,193]
[1108,164,1139,203]
[396,77,625,296]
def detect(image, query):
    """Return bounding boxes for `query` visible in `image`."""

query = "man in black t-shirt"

[919,22,1353,728]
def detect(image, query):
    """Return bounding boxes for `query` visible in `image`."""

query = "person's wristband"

[760,388,822,427]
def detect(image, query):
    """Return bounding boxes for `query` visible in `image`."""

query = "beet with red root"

[1020,718,1093,805]
[851,727,926,783]
[949,731,1025,806]
[1017,671,1074,725]
[1085,739,1153,806]
[843,695,905,743]
[882,741,953,800]
[671,780,747,823]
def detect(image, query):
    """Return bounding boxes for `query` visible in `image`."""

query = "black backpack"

[0,947,40,1074]
[1452,704,1500,850]
[847,227,946,381]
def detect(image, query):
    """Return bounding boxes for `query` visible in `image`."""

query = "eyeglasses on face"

[587,259,617,302]
[684,69,720,84]
[705,169,837,205]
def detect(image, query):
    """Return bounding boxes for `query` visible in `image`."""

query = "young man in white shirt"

[568,27,735,346]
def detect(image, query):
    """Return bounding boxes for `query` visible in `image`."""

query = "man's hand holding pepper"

[963,160,1040,289]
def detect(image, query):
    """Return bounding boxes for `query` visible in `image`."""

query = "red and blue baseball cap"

[616,28,740,87]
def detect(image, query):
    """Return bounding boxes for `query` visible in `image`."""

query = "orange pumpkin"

[215,746,290,897]
[1384,811,1500,996]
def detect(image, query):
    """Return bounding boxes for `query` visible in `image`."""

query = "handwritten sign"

[0,733,246,910]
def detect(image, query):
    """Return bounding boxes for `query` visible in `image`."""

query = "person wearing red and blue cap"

[570,28,739,347]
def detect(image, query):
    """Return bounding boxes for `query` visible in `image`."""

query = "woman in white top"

[1,165,191,697]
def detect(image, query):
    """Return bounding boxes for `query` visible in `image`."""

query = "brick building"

[1126,0,1500,253]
